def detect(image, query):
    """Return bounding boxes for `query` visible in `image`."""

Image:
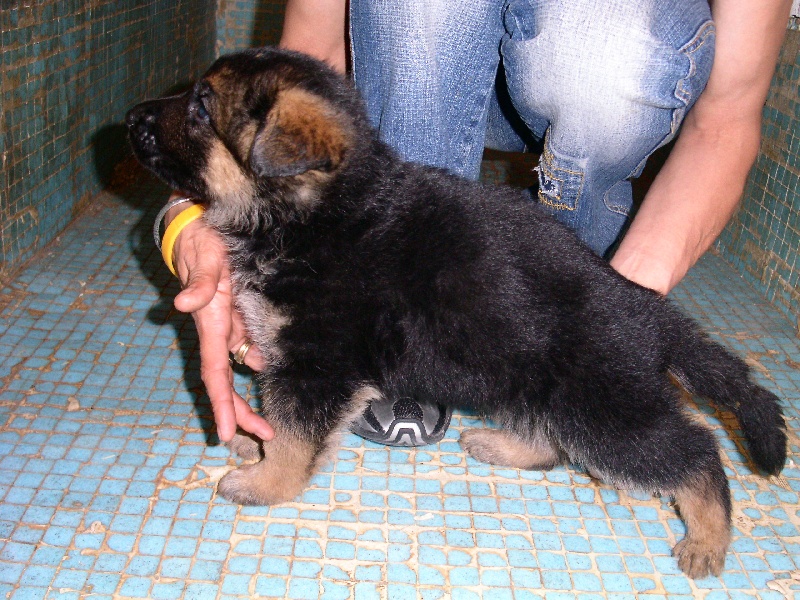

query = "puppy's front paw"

[673,537,726,579]
[227,432,262,460]
[218,466,262,505]
[218,460,305,506]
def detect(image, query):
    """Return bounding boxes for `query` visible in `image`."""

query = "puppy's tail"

[667,314,787,476]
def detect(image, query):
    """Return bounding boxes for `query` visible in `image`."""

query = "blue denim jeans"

[350,0,715,256]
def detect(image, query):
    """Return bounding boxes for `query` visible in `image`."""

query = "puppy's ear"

[250,88,349,178]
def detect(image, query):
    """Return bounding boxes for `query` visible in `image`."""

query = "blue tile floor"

[1,167,799,599]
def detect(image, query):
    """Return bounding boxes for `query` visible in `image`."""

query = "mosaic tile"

[716,21,800,328]
[216,0,286,55]
[0,1,217,276]
[2,63,800,600]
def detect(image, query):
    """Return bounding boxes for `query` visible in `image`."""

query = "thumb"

[174,262,221,313]
[172,222,227,314]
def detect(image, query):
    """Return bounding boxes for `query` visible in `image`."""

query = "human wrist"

[165,197,197,226]
[154,196,197,248]
[161,204,206,277]
[154,196,206,277]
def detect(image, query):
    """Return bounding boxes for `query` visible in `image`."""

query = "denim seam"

[607,19,715,217]
[502,0,523,42]
[460,4,510,170]
[603,184,631,217]
[536,142,584,212]
[673,20,715,126]
[461,68,502,174]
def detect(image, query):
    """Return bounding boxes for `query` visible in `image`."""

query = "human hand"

[610,248,675,296]
[166,198,275,443]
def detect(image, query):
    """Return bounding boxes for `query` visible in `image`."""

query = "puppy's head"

[126,48,365,224]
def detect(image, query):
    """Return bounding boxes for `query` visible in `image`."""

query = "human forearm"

[611,0,791,294]
[611,108,761,294]
[280,0,347,73]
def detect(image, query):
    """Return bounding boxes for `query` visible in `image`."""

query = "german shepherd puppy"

[127,48,786,579]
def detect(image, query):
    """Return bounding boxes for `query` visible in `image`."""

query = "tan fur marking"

[277,88,349,160]
[203,139,256,205]
[203,140,255,204]
[348,385,383,414]
[255,87,351,174]
[313,385,384,469]
[234,288,290,368]
[236,121,260,164]
[672,477,731,578]
[219,386,382,506]
[460,428,561,469]
[201,69,244,134]
[218,425,315,506]
[203,70,231,92]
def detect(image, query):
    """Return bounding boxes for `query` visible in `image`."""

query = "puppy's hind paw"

[227,432,262,460]
[673,537,726,579]
[461,428,507,466]
[460,428,560,470]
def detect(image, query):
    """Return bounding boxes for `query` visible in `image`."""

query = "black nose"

[126,104,156,130]
[126,103,163,157]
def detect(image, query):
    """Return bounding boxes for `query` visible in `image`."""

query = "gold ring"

[233,339,253,365]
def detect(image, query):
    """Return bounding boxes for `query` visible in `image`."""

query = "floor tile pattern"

[1,172,798,599]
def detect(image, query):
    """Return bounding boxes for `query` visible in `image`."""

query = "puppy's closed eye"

[190,81,214,124]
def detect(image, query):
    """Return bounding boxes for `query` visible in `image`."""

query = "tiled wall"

[216,0,286,55]
[716,22,800,330]
[0,1,217,282]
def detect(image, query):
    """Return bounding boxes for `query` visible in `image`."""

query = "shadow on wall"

[0,1,217,279]
[91,125,131,190]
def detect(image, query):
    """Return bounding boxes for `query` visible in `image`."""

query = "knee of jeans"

[533,87,682,218]
[534,20,715,215]
[503,6,715,162]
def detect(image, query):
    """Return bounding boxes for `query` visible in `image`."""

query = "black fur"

[127,48,787,578]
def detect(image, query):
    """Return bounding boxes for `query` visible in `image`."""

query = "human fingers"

[231,391,275,441]
[193,288,273,442]
[230,309,267,372]
[200,359,238,443]
[193,290,240,442]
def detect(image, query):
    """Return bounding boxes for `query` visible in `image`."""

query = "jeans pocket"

[536,140,585,212]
